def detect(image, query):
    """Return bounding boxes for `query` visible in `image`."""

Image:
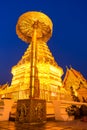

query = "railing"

[60,100,87,106]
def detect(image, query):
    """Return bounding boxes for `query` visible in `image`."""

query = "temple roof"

[63,67,87,90]
[0,83,9,90]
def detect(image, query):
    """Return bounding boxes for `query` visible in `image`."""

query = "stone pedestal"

[15,99,46,125]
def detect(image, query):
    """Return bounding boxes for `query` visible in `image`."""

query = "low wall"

[46,102,55,118]
[0,99,14,121]
[53,100,87,121]
[10,100,87,121]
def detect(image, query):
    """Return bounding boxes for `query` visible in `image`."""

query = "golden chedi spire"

[0,11,63,101]
[16,11,54,99]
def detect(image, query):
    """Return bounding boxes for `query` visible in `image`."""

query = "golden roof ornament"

[16,11,53,43]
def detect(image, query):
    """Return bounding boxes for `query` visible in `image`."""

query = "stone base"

[15,99,46,125]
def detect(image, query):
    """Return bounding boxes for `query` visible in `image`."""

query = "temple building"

[63,67,87,102]
[0,11,64,101]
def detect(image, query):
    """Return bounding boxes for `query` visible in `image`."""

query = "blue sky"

[0,0,87,84]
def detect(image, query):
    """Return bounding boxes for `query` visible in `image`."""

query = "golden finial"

[16,11,53,43]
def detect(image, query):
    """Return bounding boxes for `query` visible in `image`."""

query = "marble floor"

[0,120,87,130]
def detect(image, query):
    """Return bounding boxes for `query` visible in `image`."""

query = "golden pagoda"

[0,11,63,101]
